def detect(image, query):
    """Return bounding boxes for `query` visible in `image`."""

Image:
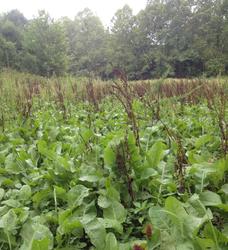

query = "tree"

[62,8,108,77]
[5,9,27,27]
[0,35,17,69]
[0,10,27,70]
[189,0,227,75]
[0,1,228,78]
[221,0,228,73]
[137,1,173,78]
[110,5,138,79]
[22,10,68,76]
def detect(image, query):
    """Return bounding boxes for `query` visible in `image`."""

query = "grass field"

[0,70,228,250]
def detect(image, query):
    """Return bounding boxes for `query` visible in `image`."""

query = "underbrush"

[0,71,227,249]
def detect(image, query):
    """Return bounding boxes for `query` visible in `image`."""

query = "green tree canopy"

[0,1,228,78]
[22,10,68,76]
[62,8,108,77]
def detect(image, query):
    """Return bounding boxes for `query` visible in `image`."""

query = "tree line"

[0,0,228,79]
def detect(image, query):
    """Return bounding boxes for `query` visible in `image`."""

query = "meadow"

[0,70,228,250]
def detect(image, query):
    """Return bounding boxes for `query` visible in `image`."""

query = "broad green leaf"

[104,146,115,167]
[0,209,17,231]
[58,208,84,235]
[58,219,83,235]
[165,197,187,222]
[98,195,111,208]
[58,209,73,225]
[105,180,120,201]
[67,185,90,207]
[199,191,228,212]
[54,185,67,201]
[19,185,32,201]
[195,237,216,250]
[204,223,228,246]
[80,128,94,143]
[37,140,56,160]
[211,158,228,185]
[140,168,158,180]
[103,200,127,223]
[149,205,167,230]
[15,207,29,224]
[79,213,97,225]
[105,233,119,250]
[79,175,99,183]
[84,219,106,249]
[195,134,212,149]
[0,188,5,201]
[199,191,222,207]
[176,242,195,250]
[32,189,52,208]
[147,141,166,168]
[20,222,53,250]
[165,197,209,237]
[217,204,228,212]
[2,199,21,208]
[5,153,22,174]
[98,218,123,234]
[220,184,228,195]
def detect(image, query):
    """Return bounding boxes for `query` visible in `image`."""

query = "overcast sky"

[0,0,147,26]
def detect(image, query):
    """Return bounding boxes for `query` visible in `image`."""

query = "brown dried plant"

[54,81,67,119]
[111,69,140,148]
[86,78,99,112]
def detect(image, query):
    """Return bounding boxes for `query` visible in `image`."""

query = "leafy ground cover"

[0,71,228,249]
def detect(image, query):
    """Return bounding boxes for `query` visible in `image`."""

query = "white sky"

[0,0,147,26]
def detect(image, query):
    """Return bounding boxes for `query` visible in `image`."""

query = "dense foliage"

[0,0,228,78]
[0,71,227,249]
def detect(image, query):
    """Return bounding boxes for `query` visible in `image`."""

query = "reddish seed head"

[144,223,153,239]
[133,244,145,250]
